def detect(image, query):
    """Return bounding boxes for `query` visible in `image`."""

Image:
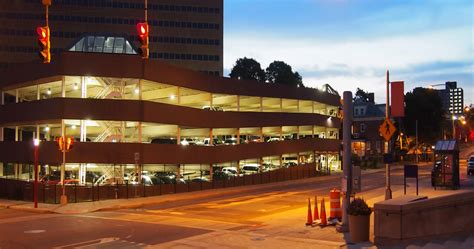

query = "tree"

[404,87,445,144]
[229,57,266,82]
[353,88,371,102]
[265,61,304,88]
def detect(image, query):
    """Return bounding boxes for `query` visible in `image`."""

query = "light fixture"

[71,125,77,130]
[46,88,52,95]
[134,88,140,94]
[452,115,458,120]
[44,126,50,132]
[73,83,79,90]
[33,139,40,147]
[170,95,176,100]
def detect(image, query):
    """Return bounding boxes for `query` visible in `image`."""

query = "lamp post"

[452,115,457,140]
[33,139,40,208]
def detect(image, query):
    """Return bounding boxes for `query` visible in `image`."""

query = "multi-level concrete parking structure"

[0,50,341,190]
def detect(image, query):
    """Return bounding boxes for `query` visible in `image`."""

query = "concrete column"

[260,127,263,142]
[177,87,181,105]
[210,128,214,145]
[237,128,241,144]
[61,76,66,97]
[121,121,125,142]
[176,165,181,182]
[237,160,241,175]
[279,155,283,168]
[260,97,263,112]
[209,93,213,108]
[81,76,87,98]
[177,127,181,144]
[237,95,240,112]
[259,158,264,173]
[280,126,283,140]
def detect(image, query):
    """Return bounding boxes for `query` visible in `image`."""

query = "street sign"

[379,118,396,141]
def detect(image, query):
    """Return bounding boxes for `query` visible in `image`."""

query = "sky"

[223,0,473,105]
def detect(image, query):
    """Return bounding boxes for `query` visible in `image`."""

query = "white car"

[241,164,261,175]
[222,167,239,176]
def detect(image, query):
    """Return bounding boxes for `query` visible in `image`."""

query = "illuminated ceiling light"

[134,88,140,94]
[46,88,52,95]
[170,95,176,100]
[44,126,50,132]
[73,83,79,90]
[71,125,77,130]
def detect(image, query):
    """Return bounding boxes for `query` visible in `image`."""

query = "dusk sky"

[224,0,473,105]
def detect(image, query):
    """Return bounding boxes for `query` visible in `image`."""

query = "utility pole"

[385,70,392,200]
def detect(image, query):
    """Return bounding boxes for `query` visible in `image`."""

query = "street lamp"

[33,139,40,208]
[452,115,457,140]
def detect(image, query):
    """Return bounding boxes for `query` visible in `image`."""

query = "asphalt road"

[0,161,472,248]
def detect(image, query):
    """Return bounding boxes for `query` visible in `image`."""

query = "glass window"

[103,37,114,53]
[93,36,105,52]
[113,37,124,53]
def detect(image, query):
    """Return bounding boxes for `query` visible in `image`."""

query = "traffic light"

[136,22,149,59]
[36,26,50,63]
[56,136,74,152]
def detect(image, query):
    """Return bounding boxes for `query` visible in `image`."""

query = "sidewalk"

[0,165,400,215]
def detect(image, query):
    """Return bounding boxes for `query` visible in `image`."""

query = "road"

[0,161,472,249]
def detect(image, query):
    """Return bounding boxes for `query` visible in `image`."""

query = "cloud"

[224,26,473,104]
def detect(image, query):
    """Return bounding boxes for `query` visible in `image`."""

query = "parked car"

[189,177,209,183]
[468,155,474,176]
[222,167,239,176]
[180,138,197,146]
[283,162,298,168]
[202,106,224,111]
[213,171,232,180]
[241,164,260,175]
[142,175,162,185]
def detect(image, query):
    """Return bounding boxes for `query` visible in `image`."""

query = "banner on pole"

[391,81,405,117]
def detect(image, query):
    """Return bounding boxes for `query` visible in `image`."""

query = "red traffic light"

[36,26,50,63]
[136,22,149,38]
[136,22,149,59]
[36,26,49,45]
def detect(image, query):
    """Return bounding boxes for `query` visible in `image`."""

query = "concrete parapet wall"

[374,190,474,246]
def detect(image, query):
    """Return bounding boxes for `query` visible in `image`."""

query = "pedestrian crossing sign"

[379,118,396,141]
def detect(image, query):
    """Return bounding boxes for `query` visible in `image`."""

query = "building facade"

[435,81,464,116]
[351,98,387,160]
[0,0,223,76]
[0,52,341,185]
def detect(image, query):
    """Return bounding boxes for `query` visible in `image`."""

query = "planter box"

[349,214,370,243]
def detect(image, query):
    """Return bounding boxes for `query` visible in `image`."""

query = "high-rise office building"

[436,81,464,116]
[0,0,223,76]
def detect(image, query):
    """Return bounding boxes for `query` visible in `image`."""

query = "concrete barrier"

[374,190,474,246]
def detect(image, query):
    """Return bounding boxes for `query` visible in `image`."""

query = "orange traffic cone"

[305,198,313,226]
[313,196,319,220]
[320,197,327,226]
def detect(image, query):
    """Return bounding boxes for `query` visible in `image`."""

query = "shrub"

[348,198,372,216]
